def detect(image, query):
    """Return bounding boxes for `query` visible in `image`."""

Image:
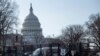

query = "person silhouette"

[65,50,72,56]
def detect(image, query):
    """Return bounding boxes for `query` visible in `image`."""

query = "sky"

[14,0,100,37]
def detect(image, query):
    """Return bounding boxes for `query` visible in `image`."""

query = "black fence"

[0,43,90,56]
[0,43,71,56]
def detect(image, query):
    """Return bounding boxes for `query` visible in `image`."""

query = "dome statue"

[21,4,44,45]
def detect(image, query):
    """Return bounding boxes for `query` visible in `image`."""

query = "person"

[74,51,79,56]
[65,50,72,56]
[7,47,12,56]
[97,52,100,56]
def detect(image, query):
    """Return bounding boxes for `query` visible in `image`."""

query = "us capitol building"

[21,4,44,45]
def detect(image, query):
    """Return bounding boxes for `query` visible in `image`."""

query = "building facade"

[21,4,44,45]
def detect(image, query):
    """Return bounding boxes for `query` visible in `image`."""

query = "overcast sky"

[15,0,100,37]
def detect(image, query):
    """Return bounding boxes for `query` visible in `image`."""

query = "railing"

[0,43,95,56]
[0,44,69,56]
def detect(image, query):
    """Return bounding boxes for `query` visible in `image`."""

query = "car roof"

[33,47,59,55]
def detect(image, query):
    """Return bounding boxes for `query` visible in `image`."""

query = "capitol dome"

[21,4,44,45]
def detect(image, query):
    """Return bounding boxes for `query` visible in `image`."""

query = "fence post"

[79,43,82,56]
[49,44,52,56]
[15,46,17,56]
[39,44,43,56]
[23,45,25,56]
[58,44,60,56]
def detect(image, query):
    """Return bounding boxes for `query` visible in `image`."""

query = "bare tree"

[0,0,18,55]
[61,25,85,49]
[0,0,18,35]
[86,13,100,49]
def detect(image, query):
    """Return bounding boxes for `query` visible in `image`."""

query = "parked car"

[24,52,32,56]
[31,47,67,56]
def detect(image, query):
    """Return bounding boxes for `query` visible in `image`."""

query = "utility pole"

[2,26,5,56]
[15,30,18,56]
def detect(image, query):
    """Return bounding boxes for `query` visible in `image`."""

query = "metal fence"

[0,43,90,56]
[0,43,73,56]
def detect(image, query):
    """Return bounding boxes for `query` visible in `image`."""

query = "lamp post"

[15,30,23,56]
[15,35,21,56]
[14,30,20,56]
[2,28,5,56]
